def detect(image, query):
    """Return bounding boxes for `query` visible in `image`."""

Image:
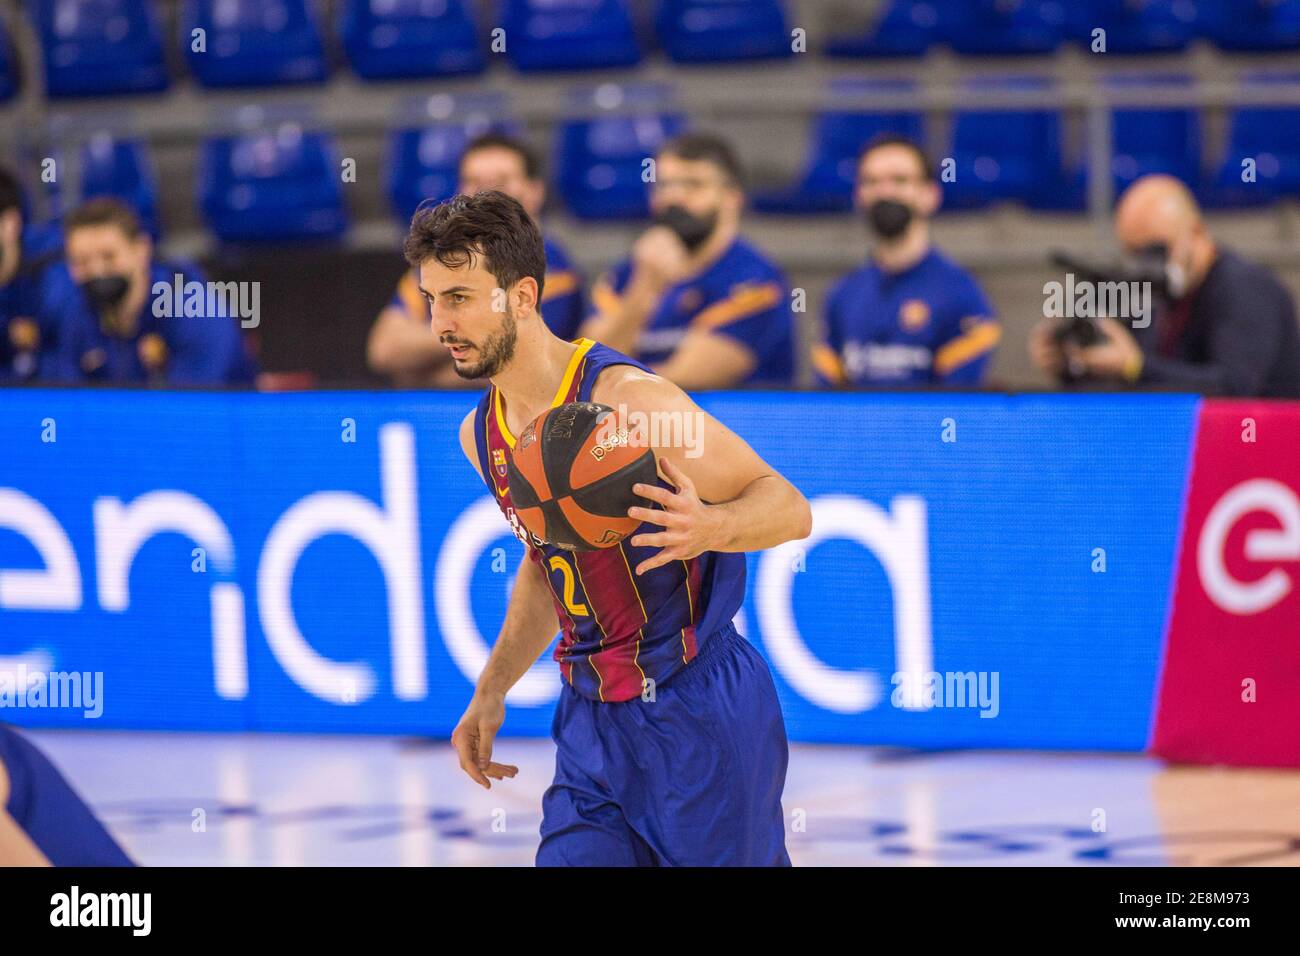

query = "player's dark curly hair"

[403,190,546,301]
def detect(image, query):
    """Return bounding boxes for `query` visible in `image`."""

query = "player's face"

[418,253,520,380]
[856,145,938,218]
[65,224,150,289]
[459,147,544,219]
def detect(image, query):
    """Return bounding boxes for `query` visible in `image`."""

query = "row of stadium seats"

[768,74,1300,212]
[830,0,1300,57]
[40,76,1300,243]
[3,1,1300,103]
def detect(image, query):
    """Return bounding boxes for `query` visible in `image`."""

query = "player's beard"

[451,307,518,380]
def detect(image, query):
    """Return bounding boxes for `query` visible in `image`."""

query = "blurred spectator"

[368,133,584,388]
[48,198,257,386]
[812,135,1000,388]
[580,132,793,388]
[1030,175,1300,397]
[0,166,72,383]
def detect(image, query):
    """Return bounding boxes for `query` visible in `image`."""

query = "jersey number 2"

[547,555,590,617]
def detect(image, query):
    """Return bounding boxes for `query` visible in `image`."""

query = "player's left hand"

[627,457,724,575]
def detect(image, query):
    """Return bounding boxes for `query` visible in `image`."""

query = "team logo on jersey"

[7,316,39,350]
[677,288,703,314]
[492,448,508,478]
[138,333,169,369]
[900,299,931,331]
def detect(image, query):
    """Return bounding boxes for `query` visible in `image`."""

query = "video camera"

[1046,244,1179,381]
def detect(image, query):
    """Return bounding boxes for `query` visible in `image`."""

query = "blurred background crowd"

[3,0,1300,395]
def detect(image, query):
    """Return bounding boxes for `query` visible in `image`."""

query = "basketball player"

[406,191,811,866]
[0,722,135,866]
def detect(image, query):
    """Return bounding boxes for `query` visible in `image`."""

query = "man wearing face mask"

[1029,175,1300,397]
[580,133,793,388]
[0,166,71,383]
[812,135,999,387]
[48,198,257,386]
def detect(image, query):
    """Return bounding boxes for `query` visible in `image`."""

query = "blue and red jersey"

[472,337,746,703]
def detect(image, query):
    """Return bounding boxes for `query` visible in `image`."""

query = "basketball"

[506,401,658,551]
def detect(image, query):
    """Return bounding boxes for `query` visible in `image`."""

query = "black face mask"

[866,199,914,240]
[81,275,130,312]
[654,205,717,252]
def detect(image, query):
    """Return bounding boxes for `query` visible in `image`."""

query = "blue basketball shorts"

[536,623,792,866]
[1,722,135,866]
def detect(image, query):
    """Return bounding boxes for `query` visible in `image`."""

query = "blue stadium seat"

[656,0,792,63]
[1201,0,1300,52]
[182,0,329,88]
[198,127,347,242]
[80,134,161,236]
[946,77,1069,210]
[1062,75,1203,209]
[555,96,686,219]
[338,0,485,80]
[1208,75,1300,207]
[387,126,471,225]
[752,80,924,214]
[501,0,641,72]
[824,1,944,58]
[946,0,1068,56]
[32,0,169,98]
[1085,0,1200,54]
[0,16,19,103]
[1107,75,1201,197]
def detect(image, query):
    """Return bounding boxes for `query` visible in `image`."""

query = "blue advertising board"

[0,389,1197,748]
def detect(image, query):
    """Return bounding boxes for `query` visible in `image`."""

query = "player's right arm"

[450,411,559,789]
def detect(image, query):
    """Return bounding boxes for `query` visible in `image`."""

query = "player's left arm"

[593,367,812,575]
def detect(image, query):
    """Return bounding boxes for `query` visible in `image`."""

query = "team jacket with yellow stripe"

[813,248,1000,387]
[590,236,794,385]
[472,337,747,703]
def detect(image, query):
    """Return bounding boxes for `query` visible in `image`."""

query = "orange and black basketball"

[506,401,658,551]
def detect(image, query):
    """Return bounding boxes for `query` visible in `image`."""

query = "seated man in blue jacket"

[813,135,1000,388]
[48,198,257,386]
[581,132,795,388]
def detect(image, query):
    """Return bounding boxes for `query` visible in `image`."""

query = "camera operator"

[1029,174,1300,398]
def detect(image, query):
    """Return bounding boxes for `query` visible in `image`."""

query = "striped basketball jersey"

[472,337,746,703]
